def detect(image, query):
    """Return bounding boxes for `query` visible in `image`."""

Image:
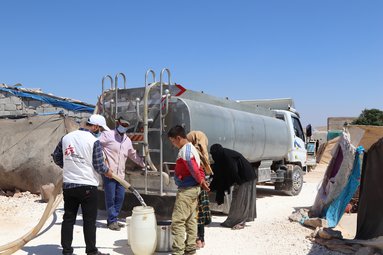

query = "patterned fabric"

[197,190,211,225]
[92,140,109,174]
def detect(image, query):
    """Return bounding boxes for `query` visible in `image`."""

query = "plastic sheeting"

[0,115,79,193]
[0,87,94,113]
[325,146,364,227]
[310,132,356,218]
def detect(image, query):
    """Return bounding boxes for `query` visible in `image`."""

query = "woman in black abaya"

[210,143,257,229]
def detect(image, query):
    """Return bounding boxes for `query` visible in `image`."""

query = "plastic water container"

[130,206,157,255]
[126,216,131,246]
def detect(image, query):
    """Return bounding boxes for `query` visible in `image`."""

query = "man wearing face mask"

[52,114,112,255]
[99,116,145,231]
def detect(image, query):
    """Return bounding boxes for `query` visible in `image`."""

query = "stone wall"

[0,90,92,120]
[327,117,357,131]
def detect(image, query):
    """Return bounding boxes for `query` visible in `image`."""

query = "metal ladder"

[142,68,171,195]
[101,75,114,116]
[101,72,129,123]
[114,72,127,120]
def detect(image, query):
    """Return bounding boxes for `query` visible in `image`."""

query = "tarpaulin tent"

[0,115,79,193]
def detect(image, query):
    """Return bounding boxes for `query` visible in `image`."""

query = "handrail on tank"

[101,75,114,114]
[159,68,171,195]
[114,72,127,119]
[143,69,160,194]
[145,69,156,87]
[160,68,171,118]
[143,69,156,194]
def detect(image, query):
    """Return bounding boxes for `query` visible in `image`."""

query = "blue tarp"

[0,87,94,113]
[325,146,364,227]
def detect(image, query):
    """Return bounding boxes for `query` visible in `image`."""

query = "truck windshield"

[292,116,305,141]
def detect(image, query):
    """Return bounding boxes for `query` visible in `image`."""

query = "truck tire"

[274,165,303,196]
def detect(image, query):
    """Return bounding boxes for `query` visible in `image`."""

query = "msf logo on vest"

[65,145,75,156]
[64,144,85,163]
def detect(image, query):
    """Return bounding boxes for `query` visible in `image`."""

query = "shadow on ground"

[22,244,65,255]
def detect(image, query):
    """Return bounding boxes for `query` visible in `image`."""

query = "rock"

[303,218,328,228]
[318,228,343,239]
[13,192,22,198]
[40,183,55,203]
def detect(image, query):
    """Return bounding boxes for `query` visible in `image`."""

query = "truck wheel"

[288,166,303,196]
[274,165,303,196]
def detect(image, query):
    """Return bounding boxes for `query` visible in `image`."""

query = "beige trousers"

[171,186,200,255]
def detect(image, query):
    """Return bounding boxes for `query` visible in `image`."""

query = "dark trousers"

[61,186,98,255]
[197,224,204,242]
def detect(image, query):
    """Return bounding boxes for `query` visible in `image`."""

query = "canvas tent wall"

[346,125,383,151]
[310,137,383,253]
[356,137,383,240]
[0,115,79,193]
[310,133,360,226]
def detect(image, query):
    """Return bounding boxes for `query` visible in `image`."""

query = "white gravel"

[0,164,345,255]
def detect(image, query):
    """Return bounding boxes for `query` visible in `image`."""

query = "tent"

[303,134,383,253]
[0,114,79,193]
[310,132,362,227]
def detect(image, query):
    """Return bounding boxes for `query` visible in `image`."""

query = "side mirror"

[306,124,312,138]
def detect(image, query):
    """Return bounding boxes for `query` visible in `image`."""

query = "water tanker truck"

[97,69,308,212]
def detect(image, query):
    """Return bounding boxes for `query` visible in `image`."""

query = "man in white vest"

[53,114,112,255]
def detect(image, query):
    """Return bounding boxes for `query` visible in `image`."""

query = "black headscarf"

[210,144,256,205]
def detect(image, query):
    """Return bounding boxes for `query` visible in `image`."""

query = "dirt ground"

[0,164,351,255]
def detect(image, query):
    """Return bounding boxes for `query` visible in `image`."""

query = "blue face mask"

[93,131,101,138]
[117,125,128,134]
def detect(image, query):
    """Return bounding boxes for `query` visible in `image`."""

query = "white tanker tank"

[98,69,307,199]
[162,96,290,163]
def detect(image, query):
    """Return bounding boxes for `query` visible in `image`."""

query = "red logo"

[65,145,75,156]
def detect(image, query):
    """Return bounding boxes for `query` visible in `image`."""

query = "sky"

[1,1,382,127]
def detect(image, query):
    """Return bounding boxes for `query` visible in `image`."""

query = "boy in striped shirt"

[167,125,210,255]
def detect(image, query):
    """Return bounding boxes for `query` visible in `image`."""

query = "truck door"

[291,116,307,166]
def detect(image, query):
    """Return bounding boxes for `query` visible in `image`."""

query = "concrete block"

[25,108,36,115]
[4,104,16,111]
[43,107,57,113]
[40,103,51,108]
[27,100,43,108]
[8,110,23,115]
[0,111,11,116]
[0,97,11,104]
[11,96,22,104]
[0,104,4,111]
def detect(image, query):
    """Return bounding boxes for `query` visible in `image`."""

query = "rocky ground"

[0,164,347,255]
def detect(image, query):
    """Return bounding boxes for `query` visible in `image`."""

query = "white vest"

[62,129,99,186]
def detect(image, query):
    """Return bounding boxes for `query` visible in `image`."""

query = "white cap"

[87,114,110,131]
